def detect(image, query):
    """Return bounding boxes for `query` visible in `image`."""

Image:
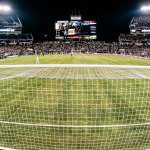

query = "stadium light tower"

[0,4,12,14]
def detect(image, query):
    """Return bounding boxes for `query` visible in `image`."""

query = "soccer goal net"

[0,64,150,150]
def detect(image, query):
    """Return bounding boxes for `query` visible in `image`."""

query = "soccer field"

[0,54,150,150]
[0,54,150,65]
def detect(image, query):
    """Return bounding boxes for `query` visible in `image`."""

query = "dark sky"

[3,0,148,41]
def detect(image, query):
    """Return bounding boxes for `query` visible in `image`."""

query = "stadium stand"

[0,12,150,60]
[130,15,150,35]
[130,16,150,30]
[0,34,33,45]
[0,15,22,35]
[119,34,150,57]
[118,13,150,58]
[0,45,34,59]
[0,40,149,60]
[33,41,119,55]
[0,14,33,45]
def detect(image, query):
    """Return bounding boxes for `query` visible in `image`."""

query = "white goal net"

[0,64,150,150]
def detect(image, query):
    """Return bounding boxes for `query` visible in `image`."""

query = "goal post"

[0,64,150,150]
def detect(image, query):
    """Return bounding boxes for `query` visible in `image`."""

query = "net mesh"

[0,65,150,150]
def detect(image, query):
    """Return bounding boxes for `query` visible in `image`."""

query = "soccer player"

[36,56,40,64]
[71,50,73,57]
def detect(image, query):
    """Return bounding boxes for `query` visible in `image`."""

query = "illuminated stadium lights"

[0,4,11,13]
[131,29,136,33]
[141,5,150,12]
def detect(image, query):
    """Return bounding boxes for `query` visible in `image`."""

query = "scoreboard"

[55,20,97,40]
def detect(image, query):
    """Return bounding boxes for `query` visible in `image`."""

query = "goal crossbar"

[0,121,150,128]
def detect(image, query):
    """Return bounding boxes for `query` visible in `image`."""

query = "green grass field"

[0,54,149,65]
[0,54,150,150]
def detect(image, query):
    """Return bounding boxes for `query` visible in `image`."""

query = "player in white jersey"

[36,56,40,64]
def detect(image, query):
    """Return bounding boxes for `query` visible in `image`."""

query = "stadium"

[0,2,150,150]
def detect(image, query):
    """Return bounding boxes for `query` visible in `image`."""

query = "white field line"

[0,147,16,150]
[0,64,150,69]
[0,121,150,128]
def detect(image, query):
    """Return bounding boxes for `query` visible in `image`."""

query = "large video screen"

[55,21,69,39]
[55,20,97,40]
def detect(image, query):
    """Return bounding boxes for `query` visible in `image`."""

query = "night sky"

[3,0,148,42]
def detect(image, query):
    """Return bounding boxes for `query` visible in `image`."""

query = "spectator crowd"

[0,40,150,59]
[130,16,150,28]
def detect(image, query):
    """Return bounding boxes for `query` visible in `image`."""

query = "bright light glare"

[141,5,150,12]
[4,5,11,12]
[0,4,11,13]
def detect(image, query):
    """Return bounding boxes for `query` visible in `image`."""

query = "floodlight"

[140,5,150,12]
[0,4,12,13]
[3,5,11,12]
[141,6,148,11]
